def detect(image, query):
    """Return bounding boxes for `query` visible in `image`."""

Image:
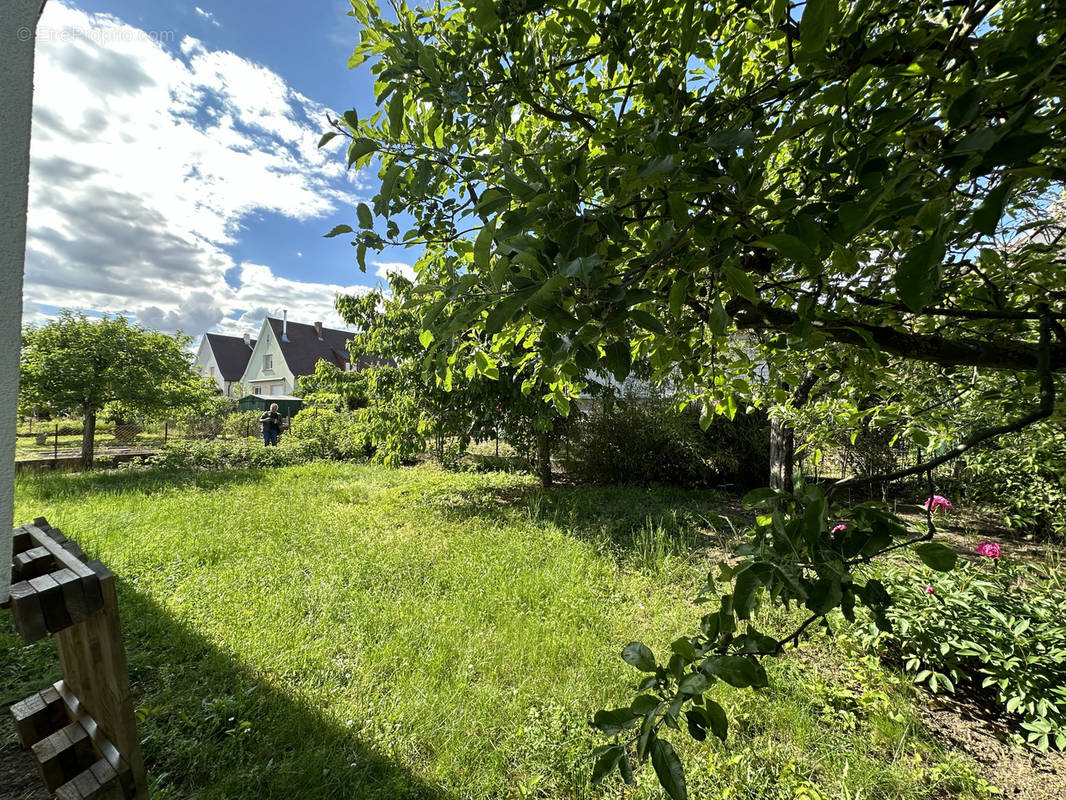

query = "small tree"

[20,311,212,466]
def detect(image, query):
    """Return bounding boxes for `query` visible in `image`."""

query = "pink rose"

[923,495,953,512]
[831,524,846,534]
[975,541,1001,559]
[925,586,935,594]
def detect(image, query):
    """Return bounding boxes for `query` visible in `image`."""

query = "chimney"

[281,309,289,342]
[314,321,323,340]
[243,332,251,348]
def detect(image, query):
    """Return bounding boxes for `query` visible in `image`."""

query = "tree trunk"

[81,409,96,469]
[768,368,823,491]
[535,429,552,488]
[769,418,794,491]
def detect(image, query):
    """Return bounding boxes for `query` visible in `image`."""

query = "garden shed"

[237,394,304,417]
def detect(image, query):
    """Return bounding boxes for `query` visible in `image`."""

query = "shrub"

[150,439,312,470]
[286,409,372,461]
[959,424,1066,540]
[221,411,263,440]
[855,552,1066,750]
[567,397,769,489]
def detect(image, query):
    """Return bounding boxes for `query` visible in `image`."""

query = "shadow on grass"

[418,479,751,561]
[15,466,271,502]
[1,579,455,800]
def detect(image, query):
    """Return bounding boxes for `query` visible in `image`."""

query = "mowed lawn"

[3,463,991,799]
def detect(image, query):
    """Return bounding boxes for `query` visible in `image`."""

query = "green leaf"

[678,672,709,695]
[702,655,767,688]
[591,746,623,784]
[357,203,374,230]
[914,542,957,572]
[752,234,815,264]
[474,219,496,271]
[731,568,761,621]
[709,299,730,337]
[324,224,353,238]
[800,0,837,52]
[723,266,758,303]
[388,94,405,138]
[669,277,690,319]
[604,341,632,382]
[650,738,688,800]
[639,155,675,178]
[630,310,666,334]
[348,137,378,166]
[971,180,1013,236]
[622,642,657,672]
[318,131,339,148]
[742,487,789,507]
[947,87,984,128]
[592,708,638,736]
[895,235,945,312]
[343,110,359,129]
[418,329,434,349]
[702,699,728,741]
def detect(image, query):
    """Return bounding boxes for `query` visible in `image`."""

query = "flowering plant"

[923,495,953,512]
[856,552,1066,751]
[975,541,1001,559]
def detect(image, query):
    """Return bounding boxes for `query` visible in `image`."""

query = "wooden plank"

[25,526,95,581]
[9,579,48,642]
[53,567,91,622]
[10,687,68,748]
[55,569,148,799]
[12,525,33,555]
[29,572,74,633]
[48,526,70,545]
[13,545,54,581]
[63,540,88,562]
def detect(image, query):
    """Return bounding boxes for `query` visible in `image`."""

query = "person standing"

[259,403,282,446]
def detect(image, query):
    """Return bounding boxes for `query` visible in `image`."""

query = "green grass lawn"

[2,463,994,799]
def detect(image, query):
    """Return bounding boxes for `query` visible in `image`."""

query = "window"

[208,366,215,377]
[263,354,273,370]
[253,386,262,395]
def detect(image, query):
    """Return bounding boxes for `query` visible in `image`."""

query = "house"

[240,312,367,396]
[195,332,256,397]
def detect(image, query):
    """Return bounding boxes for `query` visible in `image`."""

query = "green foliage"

[569,396,769,489]
[176,395,239,439]
[20,311,212,465]
[221,410,263,440]
[961,423,1066,539]
[856,555,1066,751]
[150,439,312,470]
[330,0,1066,792]
[287,408,373,461]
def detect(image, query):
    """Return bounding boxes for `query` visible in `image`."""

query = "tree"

[20,311,213,466]
[329,0,1066,791]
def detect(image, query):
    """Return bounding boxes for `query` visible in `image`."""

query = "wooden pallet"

[5,519,148,799]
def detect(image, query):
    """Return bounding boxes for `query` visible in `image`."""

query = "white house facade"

[195,332,256,397]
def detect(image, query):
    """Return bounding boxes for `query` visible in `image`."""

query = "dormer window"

[263,354,273,370]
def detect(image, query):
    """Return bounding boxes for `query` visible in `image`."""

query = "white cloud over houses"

[24,2,363,337]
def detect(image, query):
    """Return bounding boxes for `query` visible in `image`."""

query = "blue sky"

[24,0,412,338]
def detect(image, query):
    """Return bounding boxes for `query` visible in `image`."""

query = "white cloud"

[211,263,372,336]
[373,261,416,282]
[194,7,221,27]
[24,2,364,336]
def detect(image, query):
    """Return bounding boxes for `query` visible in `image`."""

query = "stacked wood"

[5,519,148,799]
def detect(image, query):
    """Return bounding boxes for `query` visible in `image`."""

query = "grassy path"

[3,463,991,799]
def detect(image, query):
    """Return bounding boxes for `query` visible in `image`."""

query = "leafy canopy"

[329,0,1066,793]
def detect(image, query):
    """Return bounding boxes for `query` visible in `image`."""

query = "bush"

[150,439,312,470]
[222,411,263,440]
[567,397,769,489]
[286,409,372,461]
[959,424,1066,540]
[855,552,1066,750]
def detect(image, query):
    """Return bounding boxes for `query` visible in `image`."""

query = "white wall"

[1,1,45,602]
[194,337,226,394]
[241,320,295,395]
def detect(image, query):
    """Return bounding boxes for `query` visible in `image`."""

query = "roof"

[204,333,256,381]
[267,317,356,377]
